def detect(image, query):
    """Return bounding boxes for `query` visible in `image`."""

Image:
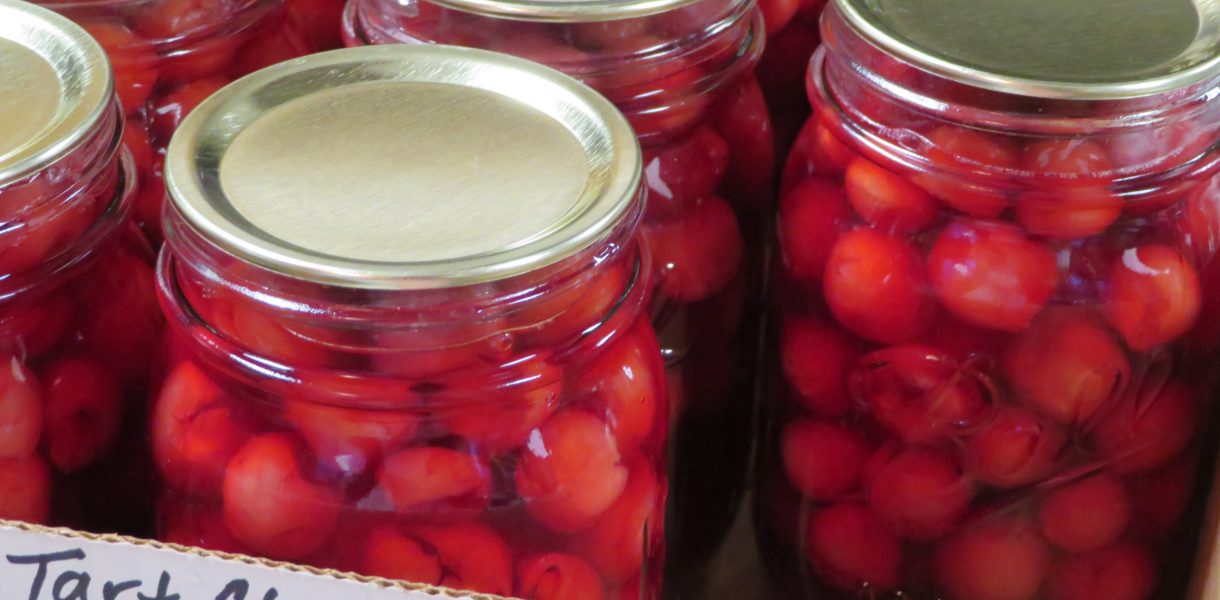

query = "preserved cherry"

[150,47,667,600]
[38,0,317,244]
[0,2,162,533]
[758,2,1220,599]
[343,0,775,580]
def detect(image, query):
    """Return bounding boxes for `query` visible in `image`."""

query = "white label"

[0,521,493,600]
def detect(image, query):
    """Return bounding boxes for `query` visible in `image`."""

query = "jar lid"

[165,45,642,290]
[427,0,703,22]
[837,0,1220,99]
[0,0,112,184]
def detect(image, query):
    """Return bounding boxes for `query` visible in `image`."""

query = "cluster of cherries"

[0,162,161,529]
[152,248,669,600]
[45,0,318,243]
[764,94,1220,600]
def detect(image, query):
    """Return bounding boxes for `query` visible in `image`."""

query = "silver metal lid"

[428,0,704,22]
[837,0,1220,99]
[165,45,642,290]
[0,0,112,184]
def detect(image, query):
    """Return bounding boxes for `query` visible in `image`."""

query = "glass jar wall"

[760,1,1220,599]
[0,0,162,534]
[342,0,775,584]
[756,0,825,154]
[151,45,668,600]
[35,0,317,245]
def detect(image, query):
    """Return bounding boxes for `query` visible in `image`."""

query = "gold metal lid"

[837,0,1220,99]
[0,0,112,184]
[427,0,704,22]
[165,45,642,290]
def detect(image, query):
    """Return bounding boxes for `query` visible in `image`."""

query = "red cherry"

[377,447,488,514]
[74,244,162,384]
[80,21,159,113]
[1039,474,1131,553]
[575,456,662,582]
[442,355,562,452]
[413,522,514,595]
[709,76,776,213]
[824,228,933,343]
[515,410,628,532]
[0,358,41,459]
[778,176,851,282]
[0,456,50,523]
[783,118,860,192]
[1102,244,1201,351]
[1016,186,1121,240]
[1003,310,1129,424]
[573,330,661,454]
[0,188,97,276]
[640,126,728,220]
[1093,381,1195,473]
[599,50,711,139]
[153,361,253,494]
[517,553,606,600]
[1046,543,1157,600]
[845,158,940,233]
[361,526,442,586]
[150,78,229,144]
[284,399,417,479]
[934,517,1051,600]
[41,357,122,472]
[0,294,72,360]
[929,219,1059,332]
[866,447,974,541]
[222,433,342,560]
[805,501,903,593]
[914,126,1019,218]
[780,316,861,417]
[644,196,743,302]
[129,0,232,38]
[965,406,1067,488]
[853,345,990,443]
[209,297,340,369]
[781,419,871,500]
[1108,120,1212,174]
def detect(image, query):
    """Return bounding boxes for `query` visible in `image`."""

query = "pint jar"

[343,0,775,576]
[151,46,667,600]
[35,0,317,245]
[0,0,162,533]
[760,0,1220,598]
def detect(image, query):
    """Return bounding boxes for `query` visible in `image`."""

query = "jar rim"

[0,0,113,185]
[836,0,1220,100]
[165,45,643,291]
[426,0,730,22]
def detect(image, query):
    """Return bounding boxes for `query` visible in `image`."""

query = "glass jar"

[760,1,1220,599]
[35,0,317,245]
[343,0,774,580]
[756,0,825,153]
[151,45,667,600]
[0,0,162,534]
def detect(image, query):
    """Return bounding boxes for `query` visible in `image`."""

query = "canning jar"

[343,0,774,578]
[0,0,162,534]
[760,0,1220,598]
[152,45,667,600]
[35,0,316,245]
